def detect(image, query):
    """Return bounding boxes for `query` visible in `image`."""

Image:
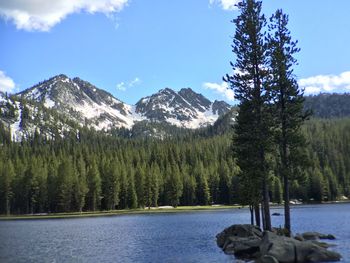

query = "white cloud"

[0,0,129,31]
[129,77,140,87]
[203,81,235,101]
[117,77,141,91]
[299,71,350,94]
[209,0,240,11]
[116,82,126,91]
[0,71,15,93]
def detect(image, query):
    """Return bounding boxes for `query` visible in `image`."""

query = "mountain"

[304,93,350,118]
[0,75,231,140]
[18,74,138,130]
[135,87,231,128]
[0,90,80,141]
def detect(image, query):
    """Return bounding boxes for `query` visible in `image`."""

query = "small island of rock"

[216,224,341,263]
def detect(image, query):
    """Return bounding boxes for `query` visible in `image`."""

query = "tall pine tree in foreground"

[267,9,308,236]
[225,0,273,231]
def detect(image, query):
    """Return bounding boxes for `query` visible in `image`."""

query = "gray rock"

[258,255,279,263]
[309,240,334,249]
[224,236,261,259]
[216,224,262,248]
[216,225,341,263]
[260,232,299,263]
[272,212,281,216]
[260,231,341,263]
[294,234,304,241]
[301,232,336,240]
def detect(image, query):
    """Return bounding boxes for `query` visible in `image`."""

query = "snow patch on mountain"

[9,101,22,141]
[7,75,232,136]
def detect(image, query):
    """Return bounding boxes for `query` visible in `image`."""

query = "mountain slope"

[19,74,140,130]
[304,93,350,118]
[18,75,231,130]
[0,91,80,141]
[1,74,232,140]
[135,87,231,128]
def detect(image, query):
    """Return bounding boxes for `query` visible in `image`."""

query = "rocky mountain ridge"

[0,74,232,140]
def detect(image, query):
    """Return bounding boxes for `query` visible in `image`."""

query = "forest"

[0,117,349,215]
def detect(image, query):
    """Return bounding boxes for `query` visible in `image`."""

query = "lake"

[0,203,349,262]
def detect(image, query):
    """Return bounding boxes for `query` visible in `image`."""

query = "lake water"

[0,203,349,263]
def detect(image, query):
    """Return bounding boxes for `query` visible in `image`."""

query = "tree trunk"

[6,197,10,216]
[254,204,260,228]
[261,201,266,230]
[263,178,272,231]
[281,88,291,236]
[250,205,254,225]
[283,171,291,236]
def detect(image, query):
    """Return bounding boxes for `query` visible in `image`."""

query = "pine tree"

[150,163,160,207]
[0,160,15,215]
[74,155,89,212]
[165,163,183,207]
[87,159,101,211]
[181,165,196,205]
[194,161,210,205]
[135,164,145,208]
[271,176,283,204]
[127,168,138,209]
[267,9,307,235]
[225,0,273,230]
[56,158,74,212]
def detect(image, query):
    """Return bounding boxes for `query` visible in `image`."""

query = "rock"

[258,255,279,263]
[224,236,261,259]
[309,240,335,249]
[260,232,299,263]
[216,224,262,259]
[301,232,336,241]
[260,231,341,263]
[216,224,262,249]
[306,248,341,262]
[272,212,281,216]
[294,234,304,241]
[216,225,341,262]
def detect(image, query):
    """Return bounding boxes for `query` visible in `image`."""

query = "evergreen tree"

[165,163,183,207]
[74,156,89,212]
[0,160,15,215]
[181,165,197,205]
[87,159,101,211]
[271,176,283,204]
[56,158,74,212]
[127,168,138,209]
[225,0,273,230]
[119,165,128,209]
[267,9,307,235]
[194,161,210,205]
[150,164,160,207]
[135,164,145,208]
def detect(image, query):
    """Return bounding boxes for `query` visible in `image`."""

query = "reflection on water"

[0,203,349,263]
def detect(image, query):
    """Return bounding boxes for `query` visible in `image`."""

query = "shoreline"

[0,205,241,220]
[1,201,349,221]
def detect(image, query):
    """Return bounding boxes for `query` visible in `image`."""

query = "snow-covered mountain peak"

[2,75,232,138]
[135,87,231,128]
[18,75,136,130]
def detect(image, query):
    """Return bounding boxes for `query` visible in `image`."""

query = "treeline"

[0,129,239,214]
[299,118,350,200]
[304,93,350,119]
[0,118,350,215]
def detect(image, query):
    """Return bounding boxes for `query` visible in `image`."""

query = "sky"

[1,0,350,105]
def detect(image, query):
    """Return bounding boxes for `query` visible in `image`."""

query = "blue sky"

[1,0,350,104]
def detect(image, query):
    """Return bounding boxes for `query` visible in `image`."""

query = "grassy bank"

[0,205,241,220]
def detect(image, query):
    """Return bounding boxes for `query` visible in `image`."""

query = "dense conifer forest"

[0,117,349,215]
